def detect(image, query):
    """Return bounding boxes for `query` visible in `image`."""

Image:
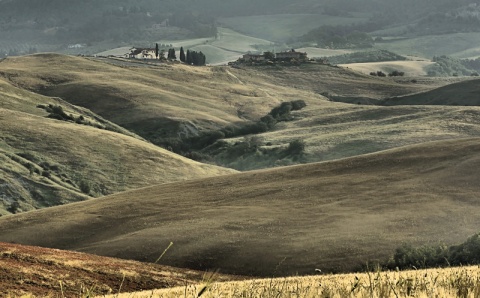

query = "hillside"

[0,74,235,215]
[0,54,430,145]
[339,61,434,76]
[3,54,480,172]
[1,138,480,276]
[384,79,480,106]
[375,33,480,60]
[0,242,237,297]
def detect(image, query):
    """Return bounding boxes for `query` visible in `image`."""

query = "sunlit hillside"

[1,138,479,276]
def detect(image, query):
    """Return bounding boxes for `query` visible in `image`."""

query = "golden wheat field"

[100,266,480,298]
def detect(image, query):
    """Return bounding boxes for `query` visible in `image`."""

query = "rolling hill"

[0,72,236,215]
[339,61,435,77]
[1,138,479,276]
[3,54,480,172]
[383,78,480,106]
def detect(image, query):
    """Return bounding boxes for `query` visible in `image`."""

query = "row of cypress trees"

[155,43,205,66]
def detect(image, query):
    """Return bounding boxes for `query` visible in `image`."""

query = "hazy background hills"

[3,0,480,58]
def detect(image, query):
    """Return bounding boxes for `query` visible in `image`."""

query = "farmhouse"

[127,47,156,59]
[276,50,308,61]
[151,19,169,29]
[242,53,266,62]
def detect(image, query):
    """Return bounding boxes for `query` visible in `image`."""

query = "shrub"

[259,114,277,130]
[291,100,307,111]
[7,202,21,214]
[46,104,75,121]
[387,232,480,270]
[269,102,293,120]
[286,139,306,156]
[377,71,386,77]
[388,70,405,77]
[79,180,91,195]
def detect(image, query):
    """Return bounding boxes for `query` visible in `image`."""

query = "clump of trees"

[370,71,387,77]
[167,48,176,60]
[427,55,480,77]
[384,232,480,270]
[186,50,206,66]
[326,50,406,65]
[155,100,307,164]
[388,70,405,77]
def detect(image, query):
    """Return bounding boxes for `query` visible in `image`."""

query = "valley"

[2,2,480,293]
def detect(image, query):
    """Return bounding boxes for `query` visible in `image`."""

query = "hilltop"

[1,138,479,276]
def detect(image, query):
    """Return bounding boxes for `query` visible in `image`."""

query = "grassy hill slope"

[3,54,480,171]
[384,79,480,106]
[0,53,281,140]
[0,75,235,215]
[1,138,479,276]
[339,61,435,76]
[218,14,369,42]
[375,33,480,59]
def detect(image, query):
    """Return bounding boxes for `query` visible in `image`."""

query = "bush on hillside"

[385,232,480,270]
[45,105,75,121]
[388,70,405,77]
[377,71,386,77]
[286,139,306,156]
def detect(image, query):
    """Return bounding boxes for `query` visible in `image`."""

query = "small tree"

[264,51,275,61]
[155,43,159,59]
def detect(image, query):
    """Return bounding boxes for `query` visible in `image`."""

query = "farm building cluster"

[239,50,309,64]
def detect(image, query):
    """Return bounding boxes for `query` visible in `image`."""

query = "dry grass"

[101,266,480,298]
[339,61,435,76]
[384,79,480,106]
[1,138,480,277]
[0,242,238,297]
[0,77,236,213]
[3,54,475,168]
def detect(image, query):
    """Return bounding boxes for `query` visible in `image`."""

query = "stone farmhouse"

[276,50,308,61]
[242,53,266,62]
[241,49,308,63]
[127,47,156,59]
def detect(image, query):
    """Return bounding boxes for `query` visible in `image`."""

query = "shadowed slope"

[0,102,235,214]
[1,138,479,276]
[384,79,480,106]
[0,54,438,140]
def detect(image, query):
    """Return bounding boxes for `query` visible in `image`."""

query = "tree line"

[154,44,206,66]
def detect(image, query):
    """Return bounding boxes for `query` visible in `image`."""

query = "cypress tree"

[155,43,159,59]
[169,48,176,60]
[199,51,206,66]
[180,47,185,62]
[186,50,192,65]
